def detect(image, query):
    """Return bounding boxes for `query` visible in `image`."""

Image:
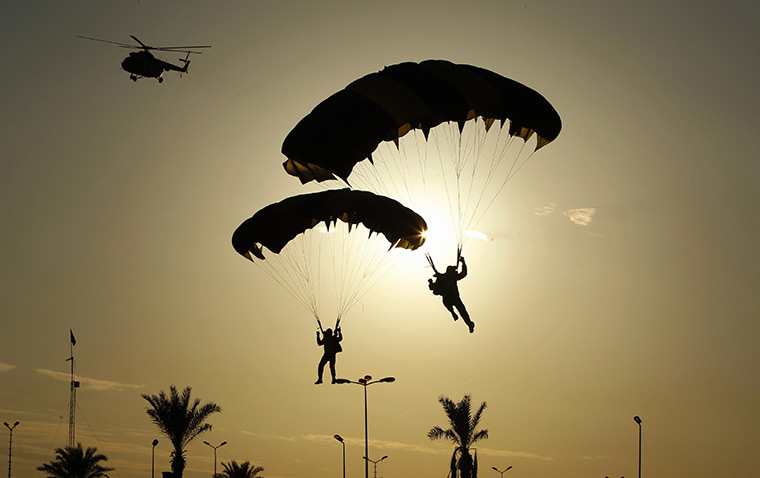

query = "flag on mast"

[70,329,76,347]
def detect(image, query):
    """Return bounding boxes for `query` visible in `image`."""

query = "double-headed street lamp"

[492,465,512,477]
[634,416,642,478]
[334,435,345,478]
[335,374,395,478]
[203,440,227,477]
[363,455,387,478]
[4,422,19,478]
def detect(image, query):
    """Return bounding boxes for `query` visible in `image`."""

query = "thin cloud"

[251,433,554,460]
[35,368,144,391]
[0,408,39,416]
[477,446,555,460]
[534,203,556,216]
[304,434,440,454]
[564,207,596,225]
[0,362,16,372]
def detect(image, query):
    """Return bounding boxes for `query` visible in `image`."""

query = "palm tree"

[37,442,114,478]
[428,394,489,478]
[214,460,264,478]
[142,385,222,478]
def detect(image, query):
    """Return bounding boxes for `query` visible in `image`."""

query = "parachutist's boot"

[315,378,323,384]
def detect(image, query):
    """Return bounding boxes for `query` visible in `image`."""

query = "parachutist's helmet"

[446,265,457,273]
[324,328,333,336]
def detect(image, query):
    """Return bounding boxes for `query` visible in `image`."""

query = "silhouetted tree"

[142,385,222,478]
[214,460,265,478]
[428,394,488,478]
[37,442,114,478]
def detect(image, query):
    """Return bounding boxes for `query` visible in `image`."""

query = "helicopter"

[75,35,211,83]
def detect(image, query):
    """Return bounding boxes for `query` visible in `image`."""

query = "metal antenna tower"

[66,330,80,447]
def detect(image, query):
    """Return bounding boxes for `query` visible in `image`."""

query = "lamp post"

[151,439,158,478]
[203,440,227,477]
[4,422,19,478]
[334,435,346,478]
[363,455,387,478]
[633,416,642,478]
[491,465,512,478]
[335,374,395,478]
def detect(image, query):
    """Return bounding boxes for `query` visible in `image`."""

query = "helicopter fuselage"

[121,51,188,82]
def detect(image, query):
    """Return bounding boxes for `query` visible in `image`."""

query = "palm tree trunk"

[171,446,185,478]
[458,449,473,478]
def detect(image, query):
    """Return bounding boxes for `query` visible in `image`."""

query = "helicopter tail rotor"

[179,52,191,78]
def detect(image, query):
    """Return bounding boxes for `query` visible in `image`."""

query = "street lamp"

[203,440,227,477]
[334,435,345,478]
[3,422,19,478]
[151,439,158,478]
[335,374,395,478]
[4,422,19,478]
[633,416,642,478]
[363,455,387,478]
[491,465,512,477]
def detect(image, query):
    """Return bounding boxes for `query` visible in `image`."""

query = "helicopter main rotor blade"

[75,35,140,49]
[151,45,212,51]
[151,47,210,55]
[130,34,210,52]
[129,35,150,49]
[76,34,210,54]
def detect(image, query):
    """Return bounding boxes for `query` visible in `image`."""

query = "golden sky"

[1,1,759,478]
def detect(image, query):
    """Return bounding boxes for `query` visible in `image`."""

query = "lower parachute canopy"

[232,189,428,322]
[232,188,427,260]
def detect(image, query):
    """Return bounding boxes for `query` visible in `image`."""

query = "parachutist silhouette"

[315,325,343,384]
[428,254,474,333]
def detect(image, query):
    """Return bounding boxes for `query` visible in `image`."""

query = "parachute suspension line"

[318,221,400,323]
[391,132,417,208]
[461,120,512,235]
[353,142,404,206]
[469,128,536,234]
[413,129,430,211]
[430,125,465,248]
[440,122,471,247]
[459,119,491,243]
[426,127,458,246]
[253,254,307,312]
[382,138,414,208]
[253,233,321,320]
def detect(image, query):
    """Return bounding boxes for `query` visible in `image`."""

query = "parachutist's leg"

[455,300,474,333]
[442,297,458,321]
[316,355,328,384]
[329,355,337,384]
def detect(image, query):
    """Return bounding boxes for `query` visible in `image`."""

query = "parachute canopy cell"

[282,59,562,184]
[232,189,428,261]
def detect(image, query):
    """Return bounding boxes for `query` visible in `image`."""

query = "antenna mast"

[66,330,79,447]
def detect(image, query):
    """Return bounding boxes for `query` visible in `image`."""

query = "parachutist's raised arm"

[458,256,467,279]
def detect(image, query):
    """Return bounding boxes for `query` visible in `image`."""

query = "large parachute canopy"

[280,60,562,258]
[232,189,427,322]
